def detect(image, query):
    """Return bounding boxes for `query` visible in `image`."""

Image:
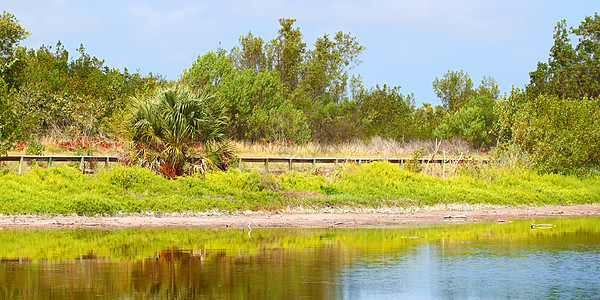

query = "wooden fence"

[0,155,487,174]
[0,155,118,174]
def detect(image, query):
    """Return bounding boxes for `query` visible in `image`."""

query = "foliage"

[0,11,29,58]
[503,95,600,174]
[180,51,233,92]
[25,137,45,156]
[434,96,497,148]
[433,71,499,113]
[404,148,425,173]
[528,13,600,99]
[266,18,307,93]
[408,103,446,140]
[432,70,474,112]
[3,40,164,137]
[126,87,233,177]
[217,69,310,143]
[353,83,415,141]
[0,79,24,155]
[1,162,599,215]
[299,30,364,105]
[182,53,310,143]
[183,19,366,144]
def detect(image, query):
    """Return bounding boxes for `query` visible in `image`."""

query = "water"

[0,218,598,299]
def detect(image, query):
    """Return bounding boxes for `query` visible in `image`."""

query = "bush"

[506,95,600,174]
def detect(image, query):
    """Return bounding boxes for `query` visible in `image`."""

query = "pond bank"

[1,204,598,228]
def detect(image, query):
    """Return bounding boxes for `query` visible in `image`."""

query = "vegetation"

[0,162,598,215]
[1,9,600,206]
[125,87,233,177]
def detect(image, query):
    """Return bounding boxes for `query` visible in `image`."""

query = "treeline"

[1,12,600,174]
[178,19,501,146]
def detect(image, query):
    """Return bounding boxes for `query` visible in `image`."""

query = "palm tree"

[126,87,233,177]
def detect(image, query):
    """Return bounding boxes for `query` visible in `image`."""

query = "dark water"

[0,218,599,299]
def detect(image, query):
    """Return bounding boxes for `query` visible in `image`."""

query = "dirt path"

[0,204,598,228]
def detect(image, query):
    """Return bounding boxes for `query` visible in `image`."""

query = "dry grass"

[234,136,482,159]
[5,135,488,178]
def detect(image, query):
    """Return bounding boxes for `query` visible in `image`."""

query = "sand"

[0,204,598,228]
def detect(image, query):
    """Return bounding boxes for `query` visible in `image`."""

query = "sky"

[3,1,599,105]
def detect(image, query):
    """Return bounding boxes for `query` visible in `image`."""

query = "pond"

[0,217,599,299]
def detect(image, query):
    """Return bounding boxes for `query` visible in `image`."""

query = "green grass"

[0,162,599,215]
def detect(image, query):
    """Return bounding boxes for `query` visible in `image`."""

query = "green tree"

[408,103,446,140]
[528,13,600,99]
[0,11,29,58]
[432,70,474,112]
[434,96,497,148]
[266,19,306,93]
[506,95,600,174]
[5,42,162,136]
[229,32,267,74]
[126,87,232,177]
[181,51,234,92]
[0,79,24,155]
[301,31,364,105]
[353,84,415,141]
[216,69,310,143]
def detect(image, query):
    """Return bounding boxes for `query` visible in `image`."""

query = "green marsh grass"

[0,162,599,215]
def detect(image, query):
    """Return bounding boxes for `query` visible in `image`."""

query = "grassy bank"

[0,161,599,216]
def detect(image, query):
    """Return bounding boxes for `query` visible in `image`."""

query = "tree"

[0,78,24,155]
[301,31,364,105]
[505,95,600,174]
[408,103,446,140]
[229,32,267,74]
[353,84,415,141]
[528,13,600,99]
[216,69,310,143]
[434,96,497,148]
[266,19,306,93]
[180,51,234,92]
[432,70,474,112]
[0,11,29,58]
[126,87,232,177]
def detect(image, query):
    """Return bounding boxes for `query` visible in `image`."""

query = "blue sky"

[4,1,599,105]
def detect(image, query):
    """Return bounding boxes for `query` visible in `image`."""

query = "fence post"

[48,157,52,168]
[312,158,316,173]
[265,158,269,173]
[335,158,339,168]
[18,156,24,175]
[238,157,242,171]
[288,158,293,171]
[105,157,110,169]
[79,157,85,172]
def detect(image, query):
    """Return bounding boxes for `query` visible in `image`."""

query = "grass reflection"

[0,217,598,262]
[0,218,598,299]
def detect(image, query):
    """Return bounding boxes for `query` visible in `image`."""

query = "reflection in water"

[0,218,598,299]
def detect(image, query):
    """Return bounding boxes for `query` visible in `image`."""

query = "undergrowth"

[0,162,599,215]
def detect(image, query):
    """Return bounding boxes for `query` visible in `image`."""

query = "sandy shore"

[0,204,598,228]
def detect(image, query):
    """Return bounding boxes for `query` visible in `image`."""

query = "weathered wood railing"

[0,155,487,174]
[0,155,118,174]
[237,157,487,173]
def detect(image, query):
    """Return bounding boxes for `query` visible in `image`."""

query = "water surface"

[0,218,598,299]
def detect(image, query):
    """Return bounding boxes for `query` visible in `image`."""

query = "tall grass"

[233,137,479,159]
[0,162,598,215]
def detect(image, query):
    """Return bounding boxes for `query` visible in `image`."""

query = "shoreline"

[0,204,598,228]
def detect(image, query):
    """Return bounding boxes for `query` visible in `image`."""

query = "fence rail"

[0,155,488,174]
[0,155,118,174]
